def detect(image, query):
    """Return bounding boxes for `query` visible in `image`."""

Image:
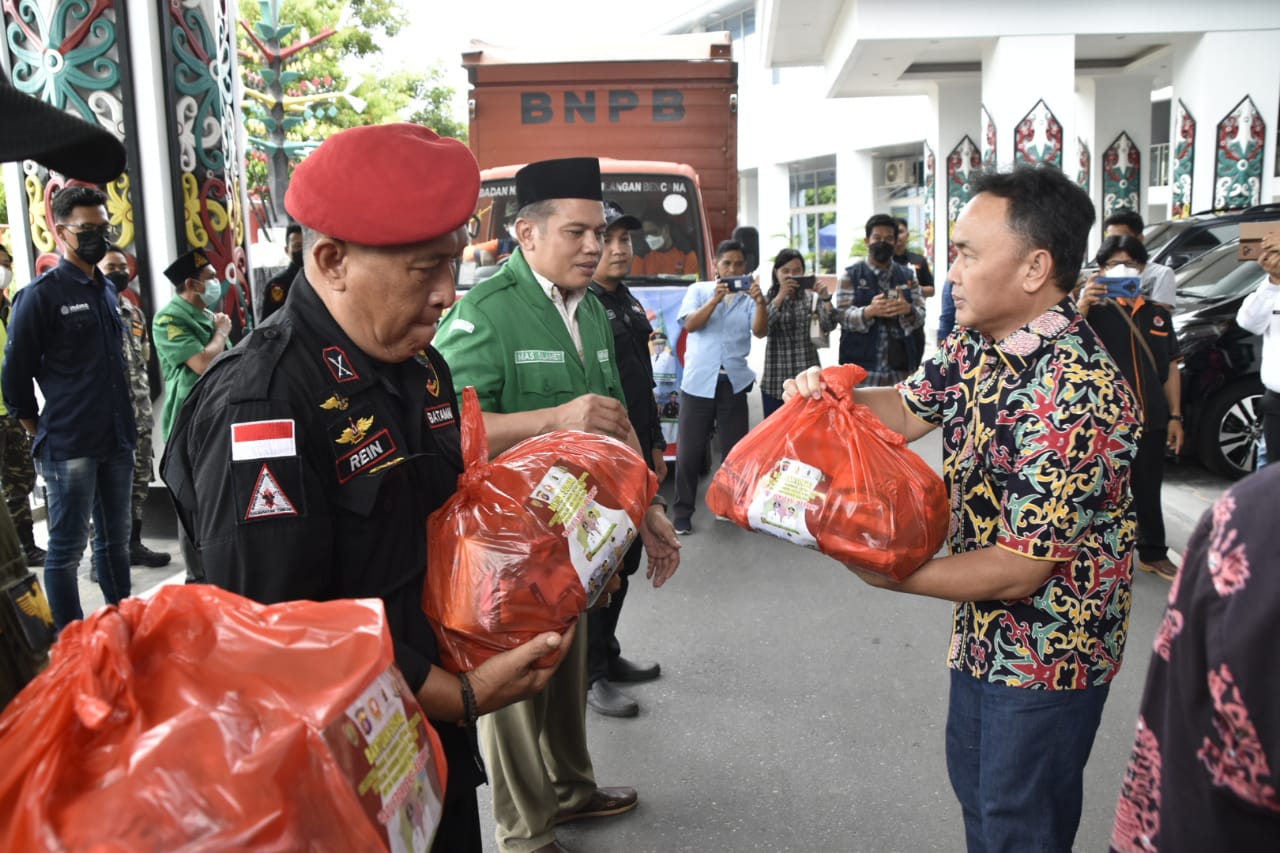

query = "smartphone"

[1099,276,1141,300]
[884,287,899,301]
[791,275,817,290]
[721,275,753,292]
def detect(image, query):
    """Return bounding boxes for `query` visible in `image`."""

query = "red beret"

[284,123,480,247]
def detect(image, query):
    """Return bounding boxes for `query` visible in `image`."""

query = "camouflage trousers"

[132,420,154,524]
[0,417,35,532]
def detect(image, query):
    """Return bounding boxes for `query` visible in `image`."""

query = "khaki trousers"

[479,617,596,853]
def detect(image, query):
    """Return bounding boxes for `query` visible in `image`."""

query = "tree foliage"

[239,0,465,197]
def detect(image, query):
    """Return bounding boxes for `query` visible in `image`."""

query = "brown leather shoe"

[556,786,638,824]
[1140,558,1178,582]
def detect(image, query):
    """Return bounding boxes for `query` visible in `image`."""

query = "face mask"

[869,241,894,264]
[1108,264,1140,278]
[72,228,109,265]
[0,267,11,291]
[105,270,130,292]
[645,234,665,251]
[200,279,223,308]
[290,250,303,266]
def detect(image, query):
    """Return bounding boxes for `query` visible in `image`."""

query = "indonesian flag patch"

[244,463,298,520]
[231,419,296,461]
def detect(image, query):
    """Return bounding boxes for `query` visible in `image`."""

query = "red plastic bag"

[0,585,447,852]
[706,364,948,580]
[424,386,658,673]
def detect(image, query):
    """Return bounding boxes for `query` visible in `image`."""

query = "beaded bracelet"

[458,671,478,727]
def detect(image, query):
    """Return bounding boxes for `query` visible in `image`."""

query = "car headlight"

[1175,320,1232,353]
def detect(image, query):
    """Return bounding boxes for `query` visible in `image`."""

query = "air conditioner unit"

[884,159,910,187]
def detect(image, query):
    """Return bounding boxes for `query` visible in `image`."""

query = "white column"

[1091,73,1153,222]
[981,35,1075,171]
[125,0,181,311]
[1172,30,1280,211]
[927,79,980,283]
[756,162,791,267]
[835,149,873,269]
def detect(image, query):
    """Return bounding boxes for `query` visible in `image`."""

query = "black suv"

[1145,203,1280,270]
[1172,242,1267,478]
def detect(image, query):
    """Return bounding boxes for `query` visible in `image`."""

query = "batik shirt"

[1111,464,1280,853]
[899,298,1141,689]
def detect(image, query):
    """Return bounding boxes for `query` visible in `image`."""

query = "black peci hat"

[515,157,603,209]
[163,248,213,287]
[0,76,126,183]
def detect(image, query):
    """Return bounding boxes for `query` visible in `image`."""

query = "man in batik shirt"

[787,167,1141,853]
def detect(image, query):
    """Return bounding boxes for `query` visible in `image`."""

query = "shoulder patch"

[244,463,298,520]
[166,324,186,340]
[323,345,359,383]
[231,419,296,461]
[452,318,475,334]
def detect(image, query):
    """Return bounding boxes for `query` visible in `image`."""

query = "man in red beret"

[435,157,682,853]
[161,123,578,852]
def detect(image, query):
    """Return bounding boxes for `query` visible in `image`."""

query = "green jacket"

[435,249,624,413]
[153,294,228,440]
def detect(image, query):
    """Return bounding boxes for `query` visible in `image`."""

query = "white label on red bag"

[747,457,824,548]
[230,419,296,461]
[323,666,444,853]
[528,463,637,606]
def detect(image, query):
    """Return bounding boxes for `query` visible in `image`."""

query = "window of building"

[789,167,837,273]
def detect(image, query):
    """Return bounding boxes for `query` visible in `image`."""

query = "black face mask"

[72,228,109,266]
[105,270,130,292]
[290,250,303,266]
[869,241,894,264]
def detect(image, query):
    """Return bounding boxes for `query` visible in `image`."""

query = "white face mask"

[1108,264,1140,278]
[0,267,11,290]
[645,234,665,251]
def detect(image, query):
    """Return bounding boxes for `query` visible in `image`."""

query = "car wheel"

[1196,379,1264,479]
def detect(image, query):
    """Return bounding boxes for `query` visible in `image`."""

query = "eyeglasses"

[59,223,111,237]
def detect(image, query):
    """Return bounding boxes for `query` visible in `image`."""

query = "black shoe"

[587,680,639,718]
[23,545,45,567]
[674,517,692,535]
[609,656,661,683]
[131,542,172,568]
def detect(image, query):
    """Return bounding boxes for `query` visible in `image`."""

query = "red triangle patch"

[244,463,298,521]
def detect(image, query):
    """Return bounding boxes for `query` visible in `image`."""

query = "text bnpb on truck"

[456,34,756,461]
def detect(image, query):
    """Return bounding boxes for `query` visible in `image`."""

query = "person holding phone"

[1078,234,1183,582]
[834,213,926,386]
[671,240,767,534]
[759,248,837,416]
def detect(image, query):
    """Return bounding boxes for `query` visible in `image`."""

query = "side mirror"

[732,226,760,274]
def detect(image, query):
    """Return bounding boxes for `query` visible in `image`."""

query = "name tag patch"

[597,349,610,363]
[515,349,565,364]
[424,403,455,430]
[337,429,398,483]
[231,419,296,461]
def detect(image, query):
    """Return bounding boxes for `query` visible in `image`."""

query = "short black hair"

[1103,208,1144,235]
[895,217,909,231]
[1095,234,1148,267]
[970,166,1096,292]
[51,185,108,222]
[864,214,897,239]
[104,242,125,256]
[285,222,302,238]
[715,239,744,259]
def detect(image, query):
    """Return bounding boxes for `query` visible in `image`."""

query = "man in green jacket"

[435,157,681,853]
[152,249,231,441]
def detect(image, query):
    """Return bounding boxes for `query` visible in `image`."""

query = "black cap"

[515,157,602,209]
[163,248,213,286]
[603,200,641,231]
[0,76,126,183]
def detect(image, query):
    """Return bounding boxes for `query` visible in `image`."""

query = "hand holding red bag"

[424,387,657,673]
[706,363,947,580]
[0,585,447,852]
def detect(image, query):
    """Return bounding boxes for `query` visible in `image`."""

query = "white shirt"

[531,267,586,360]
[1236,278,1280,393]
[1141,262,1177,307]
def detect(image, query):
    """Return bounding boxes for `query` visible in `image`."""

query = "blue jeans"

[36,448,134,629]
[945,668,1110,853]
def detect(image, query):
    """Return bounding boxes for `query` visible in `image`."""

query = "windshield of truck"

[460,173,707,287]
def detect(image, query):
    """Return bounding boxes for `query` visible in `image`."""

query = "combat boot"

[130,520,171,568]
[14,519,45,568]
